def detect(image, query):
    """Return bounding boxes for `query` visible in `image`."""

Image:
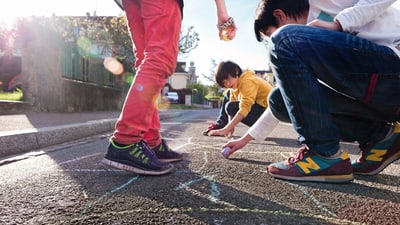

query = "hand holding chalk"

[221,147,232,158]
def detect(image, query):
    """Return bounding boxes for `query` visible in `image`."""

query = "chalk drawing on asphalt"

[56,137,357,224]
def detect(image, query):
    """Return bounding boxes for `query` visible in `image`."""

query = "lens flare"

[103,57,124,75]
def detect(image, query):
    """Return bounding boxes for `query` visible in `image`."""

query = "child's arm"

[225,112,244,135]
[248,107,279,141]
[214,0,230,24]
[208,113,243,137]
[308,0,396,32]
[214,0,237,40]
[223,108,280,154]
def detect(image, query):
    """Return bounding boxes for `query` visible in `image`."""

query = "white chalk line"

[80,175,140,216]
[58,153,103,166]
[287,182,337,217]
[78,205,363,225]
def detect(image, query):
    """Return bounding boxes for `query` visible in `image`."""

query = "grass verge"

[0,89,23,101]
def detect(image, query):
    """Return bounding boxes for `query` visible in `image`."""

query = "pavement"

[0,110,182,159]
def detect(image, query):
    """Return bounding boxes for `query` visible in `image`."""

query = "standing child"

[102,0,237,176]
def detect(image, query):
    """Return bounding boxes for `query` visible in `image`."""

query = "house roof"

[254,70,272,74]
[174,62,187,73]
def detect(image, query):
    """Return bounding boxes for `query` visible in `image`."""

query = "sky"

[0,0,269,83]
[2,1,400,84]
[181,0,269,80]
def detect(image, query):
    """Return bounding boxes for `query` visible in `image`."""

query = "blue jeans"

[216,90,266,127]
[215,90,231,127]
[269,25,400,156]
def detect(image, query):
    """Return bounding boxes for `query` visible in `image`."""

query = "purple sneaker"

[151,139,183,163]
[101,140,174,175]
[352,122,400,175]
[267,146,353,183]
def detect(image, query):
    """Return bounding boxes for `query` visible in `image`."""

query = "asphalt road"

[1,109,399,225]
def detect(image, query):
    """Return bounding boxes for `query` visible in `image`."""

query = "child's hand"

[218,17,237,41]
[307,19,342,32]
[219,24,237,41]
[208,129,224,136]
[222,135,250,155]
[226,127,235,138]
[208,127,234,137]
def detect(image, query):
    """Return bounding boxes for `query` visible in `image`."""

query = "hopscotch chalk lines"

[53,137,363,225]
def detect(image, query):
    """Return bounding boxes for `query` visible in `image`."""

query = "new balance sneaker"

[267,146,353,183]
[151,139,183,163]
[352,122,400,175]
[203,122,224,136]
[101,140,174,175]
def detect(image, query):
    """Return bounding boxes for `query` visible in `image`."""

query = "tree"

[187,82,208,104]
[201,58,218,84]
[7,15,200,89]
[178,26,200,59]
[100,16,134,71]
[103,18,200,74]
[0,22,19,92]
[0,24,16,56]
[201,59,224,99]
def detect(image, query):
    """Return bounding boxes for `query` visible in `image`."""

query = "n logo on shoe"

[296,157,321,174]
[366,149,387,162]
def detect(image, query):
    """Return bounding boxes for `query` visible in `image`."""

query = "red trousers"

[113,0,182,146]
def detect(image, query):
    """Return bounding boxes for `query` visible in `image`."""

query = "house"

[255,69,275,86]
[162,61,199,105]
[166,61,189,90]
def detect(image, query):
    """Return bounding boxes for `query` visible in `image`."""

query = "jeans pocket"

[339,72,400,121]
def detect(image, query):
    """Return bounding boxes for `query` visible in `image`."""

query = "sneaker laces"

[157,139,168,152]
[131,140,158,164]
[287,146,309,165]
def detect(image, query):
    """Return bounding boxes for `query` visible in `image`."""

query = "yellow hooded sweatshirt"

[229,70,273,117]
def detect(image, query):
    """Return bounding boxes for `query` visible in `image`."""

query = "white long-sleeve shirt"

[247,107,279,141]
[249,1,400,141]
[308,0,400,57]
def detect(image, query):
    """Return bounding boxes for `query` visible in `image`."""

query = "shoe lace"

[158,140,168,152]
[287,146,309,165]
[130,141,156,164]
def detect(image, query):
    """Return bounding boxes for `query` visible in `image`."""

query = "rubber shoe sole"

[353,151,400,175]
[267,148,354,183]
[101,158,174,175]
[266,170,354,183]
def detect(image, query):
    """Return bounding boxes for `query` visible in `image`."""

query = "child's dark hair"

[215,61,242,87]
[254,0,309,41]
